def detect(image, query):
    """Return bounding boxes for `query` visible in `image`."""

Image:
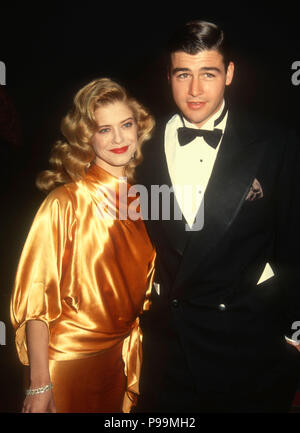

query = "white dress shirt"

[164,100,228,229]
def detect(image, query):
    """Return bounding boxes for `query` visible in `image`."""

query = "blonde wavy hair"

[36,78,155,192]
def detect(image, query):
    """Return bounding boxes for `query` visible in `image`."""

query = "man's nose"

[190,77,203,97]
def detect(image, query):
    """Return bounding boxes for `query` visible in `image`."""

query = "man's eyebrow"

[172,66,222,75]
[171,67,190,75]
[200,66,222,73]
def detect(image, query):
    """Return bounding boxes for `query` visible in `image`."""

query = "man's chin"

[184,114,208,128]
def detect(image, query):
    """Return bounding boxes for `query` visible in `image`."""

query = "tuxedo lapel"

[140,120,192,256]
[173,111,269,293]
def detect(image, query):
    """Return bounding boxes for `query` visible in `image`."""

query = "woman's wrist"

[25,382,53,396]
[29,373,51,389]
[26,320,51,389]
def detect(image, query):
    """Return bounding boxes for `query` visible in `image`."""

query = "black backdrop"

[0,3,300,412]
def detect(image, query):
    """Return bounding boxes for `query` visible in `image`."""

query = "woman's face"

[91,101,138,176]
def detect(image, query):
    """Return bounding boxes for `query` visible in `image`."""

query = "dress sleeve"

[121,248,156,413]
[10,186,76,365]
[141,249,156,313]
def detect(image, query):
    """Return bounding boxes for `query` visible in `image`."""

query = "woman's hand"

[22,391,56,413]
[23,321,56,412]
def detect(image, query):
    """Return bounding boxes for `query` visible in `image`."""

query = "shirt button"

[171,299,179,308]
[218,303,226,311]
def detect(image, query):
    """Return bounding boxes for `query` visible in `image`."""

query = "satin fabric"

[48,342,126,413]
[10,163,155,412]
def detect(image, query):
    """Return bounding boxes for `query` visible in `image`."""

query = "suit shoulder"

[148,115,170,140]
[230,109,295,145]
[140,114,171,156]
[248,114,300,163]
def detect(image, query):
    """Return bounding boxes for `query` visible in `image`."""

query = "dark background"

[0,3,300,412]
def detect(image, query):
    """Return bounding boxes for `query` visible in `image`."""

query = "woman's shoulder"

[39,182,79,213]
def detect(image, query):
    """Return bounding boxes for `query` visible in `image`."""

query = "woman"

[10,78,156,413]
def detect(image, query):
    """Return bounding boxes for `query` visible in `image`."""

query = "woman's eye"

[123,121,133,128]
[99,128,110,134]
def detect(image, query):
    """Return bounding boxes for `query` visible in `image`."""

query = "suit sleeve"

[273,129,300,339]
[10,186,76,365]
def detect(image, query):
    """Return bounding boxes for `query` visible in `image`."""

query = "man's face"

[169,49,234,128]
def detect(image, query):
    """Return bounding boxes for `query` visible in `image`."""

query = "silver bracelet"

[25,383,53,396]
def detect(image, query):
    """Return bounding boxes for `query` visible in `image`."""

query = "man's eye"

[177,73,189,79]
[203,73,215,79]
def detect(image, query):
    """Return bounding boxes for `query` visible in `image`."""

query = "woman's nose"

[112,128,123,144]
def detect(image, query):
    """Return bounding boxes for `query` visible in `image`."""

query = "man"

[135,20,300,412]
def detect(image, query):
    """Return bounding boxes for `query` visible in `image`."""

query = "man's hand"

[285,336,300,352]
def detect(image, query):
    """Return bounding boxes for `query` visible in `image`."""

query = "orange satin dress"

[10,163,155,413]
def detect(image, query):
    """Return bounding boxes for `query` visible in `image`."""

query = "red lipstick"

[110,146,129,154]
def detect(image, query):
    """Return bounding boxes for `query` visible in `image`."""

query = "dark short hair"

[167,20,231,69]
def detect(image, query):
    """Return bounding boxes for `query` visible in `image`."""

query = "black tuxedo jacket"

[136,110,300,394]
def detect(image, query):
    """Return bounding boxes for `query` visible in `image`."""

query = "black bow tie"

[177,102,227,148]
[177,127,222,148]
